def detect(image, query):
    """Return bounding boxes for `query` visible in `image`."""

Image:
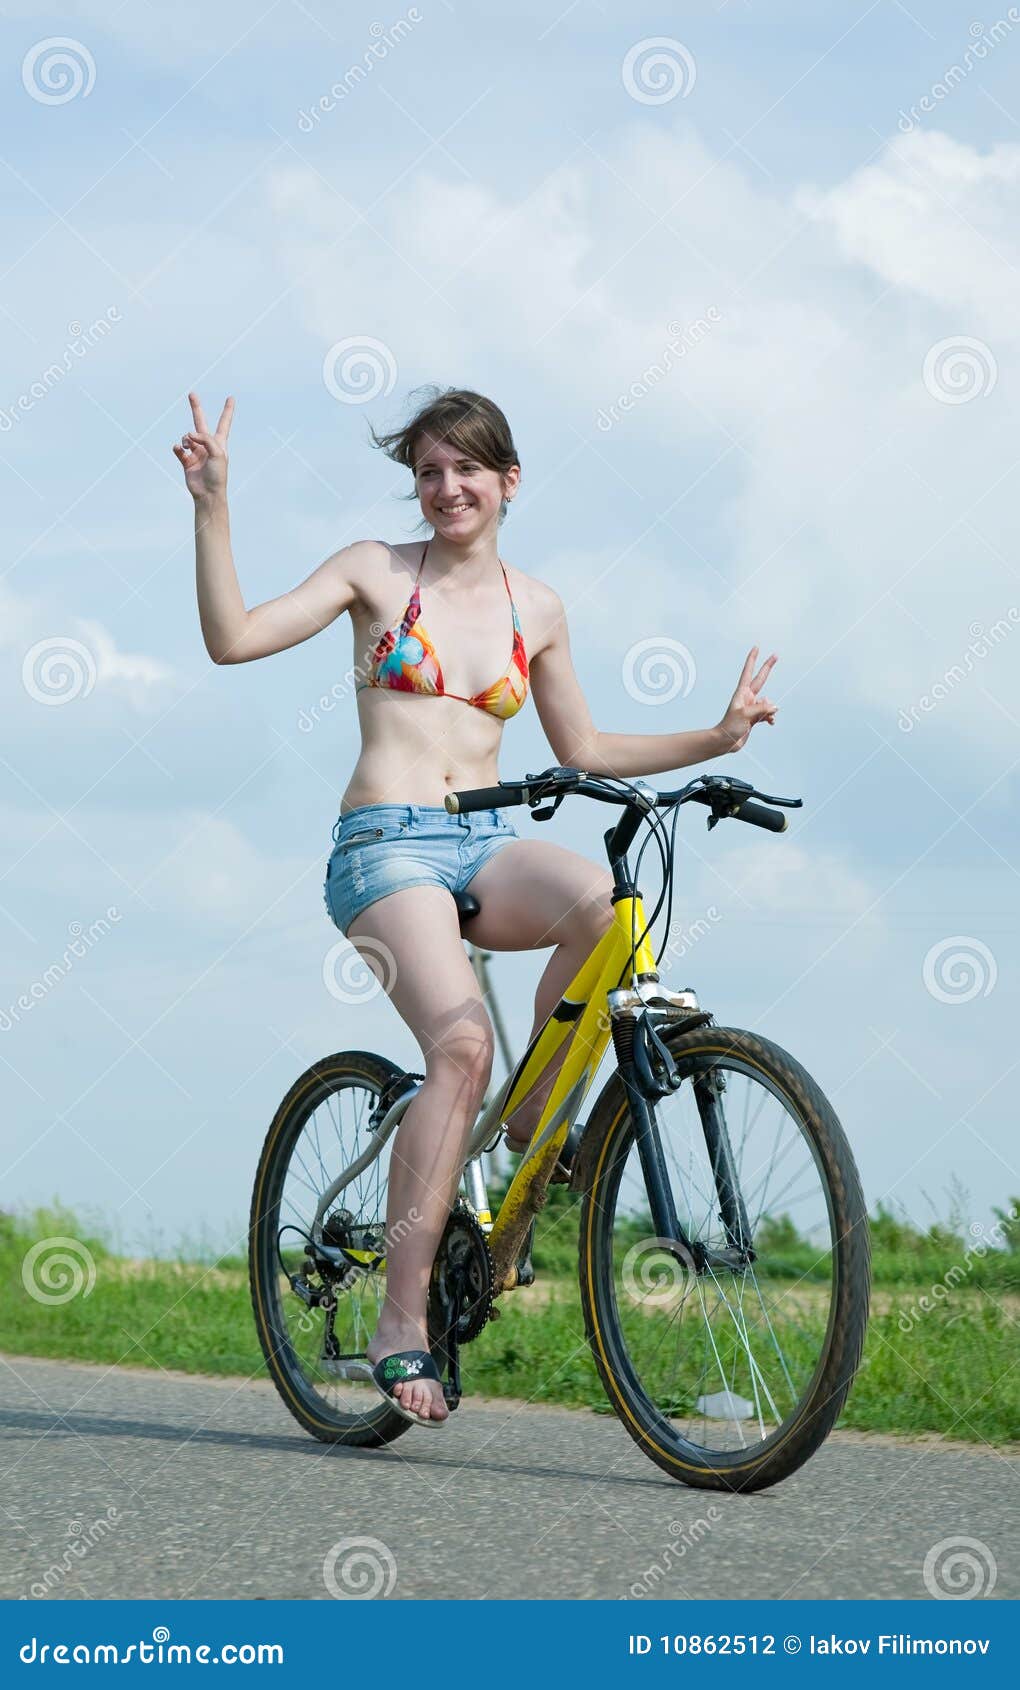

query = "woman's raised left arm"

[528,588,778,778]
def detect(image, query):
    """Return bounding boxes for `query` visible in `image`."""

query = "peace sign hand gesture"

[717,647,779,753]
[172,391,235,501]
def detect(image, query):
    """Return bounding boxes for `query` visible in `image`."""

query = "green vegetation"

[2,1198,1017,1445]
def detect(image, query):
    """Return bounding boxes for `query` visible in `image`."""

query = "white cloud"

[709,839,880,921]
[1,583,179,711]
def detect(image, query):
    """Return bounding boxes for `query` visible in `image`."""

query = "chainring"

[428,1202,494,1344]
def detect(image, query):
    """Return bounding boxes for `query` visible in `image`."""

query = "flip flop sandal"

[333,1350,447,1429]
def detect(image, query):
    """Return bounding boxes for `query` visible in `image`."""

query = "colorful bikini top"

[359,541,530,721]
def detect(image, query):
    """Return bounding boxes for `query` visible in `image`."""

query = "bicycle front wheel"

[578,1025,870,1492]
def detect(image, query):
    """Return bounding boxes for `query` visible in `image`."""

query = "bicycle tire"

[249,1049,411,1447]
[577,1024,870,1492]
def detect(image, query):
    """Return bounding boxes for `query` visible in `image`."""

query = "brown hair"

[370,386,520,525]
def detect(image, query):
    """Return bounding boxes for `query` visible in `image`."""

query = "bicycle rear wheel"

[249,1050,411,1446]
[578,1025,870,1492]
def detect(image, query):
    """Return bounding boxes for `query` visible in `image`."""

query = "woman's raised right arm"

[174,391,361,665]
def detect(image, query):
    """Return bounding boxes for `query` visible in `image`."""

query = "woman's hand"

[716,646,778,753]
[172,391,234,501]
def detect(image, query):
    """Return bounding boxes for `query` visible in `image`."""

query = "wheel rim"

[261,1073,395,1425]
[599,1055,842,1460]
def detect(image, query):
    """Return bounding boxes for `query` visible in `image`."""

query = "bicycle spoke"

[600,1046,843,1460]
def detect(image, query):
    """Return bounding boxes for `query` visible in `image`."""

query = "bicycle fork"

[612,1005,755,1272]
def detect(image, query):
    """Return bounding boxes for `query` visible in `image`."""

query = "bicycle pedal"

[320,1356,371,1380]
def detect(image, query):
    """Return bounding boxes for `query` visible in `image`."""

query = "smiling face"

[413,432,520,540]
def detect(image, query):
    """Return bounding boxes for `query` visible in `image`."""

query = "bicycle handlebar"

[444,767,800,833]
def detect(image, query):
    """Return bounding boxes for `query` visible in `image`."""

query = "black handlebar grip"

[735,798,788,832]
[445,784,522,815]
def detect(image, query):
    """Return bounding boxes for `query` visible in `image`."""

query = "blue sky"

[2,0,1018,1251]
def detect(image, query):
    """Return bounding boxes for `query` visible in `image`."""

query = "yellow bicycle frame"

[486,893,655,1281]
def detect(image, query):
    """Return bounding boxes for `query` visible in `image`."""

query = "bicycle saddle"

[454,890,480,926]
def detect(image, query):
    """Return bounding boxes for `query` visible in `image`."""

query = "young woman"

[176,386,778,1428]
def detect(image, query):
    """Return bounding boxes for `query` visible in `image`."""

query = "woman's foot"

[366,1324,449,1423]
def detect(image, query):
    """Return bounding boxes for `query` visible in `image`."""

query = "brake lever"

[531,793,565,822]
[753,791,803,808]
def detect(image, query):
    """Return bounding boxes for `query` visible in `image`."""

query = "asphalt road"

[1,1354,1014,1602]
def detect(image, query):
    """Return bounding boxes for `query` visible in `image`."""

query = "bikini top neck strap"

[415,540,512,599]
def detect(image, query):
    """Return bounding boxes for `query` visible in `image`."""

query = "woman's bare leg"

[464,840,613,1147]
[346,886,494,1423]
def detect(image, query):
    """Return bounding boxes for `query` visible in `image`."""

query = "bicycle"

[249,767,870,1492]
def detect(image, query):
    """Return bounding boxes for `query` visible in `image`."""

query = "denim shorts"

[323,803,518,935]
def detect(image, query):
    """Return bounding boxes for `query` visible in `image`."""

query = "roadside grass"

[2,1201,1017,1444]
